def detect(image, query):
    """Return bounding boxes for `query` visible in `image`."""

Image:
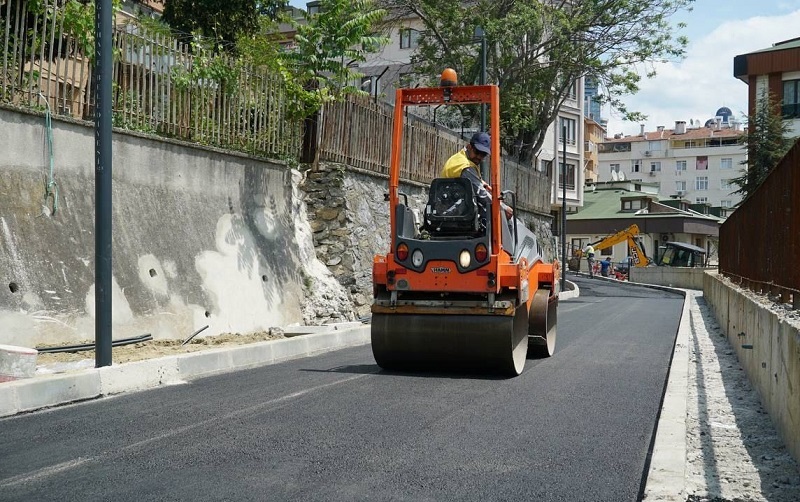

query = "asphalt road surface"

[0,278,683,502]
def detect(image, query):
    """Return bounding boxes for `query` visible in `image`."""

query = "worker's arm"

[461,169,514,219]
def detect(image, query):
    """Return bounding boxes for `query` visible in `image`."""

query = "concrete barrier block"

[15,372,101,413]
[270,337,308,363]
[99,357,182,395]
[0,383,20,417]
[0,344,38,382]
[228,343,274,368]
[176,349,234,379]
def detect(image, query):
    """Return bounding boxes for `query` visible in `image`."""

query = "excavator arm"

[586,224,650,267]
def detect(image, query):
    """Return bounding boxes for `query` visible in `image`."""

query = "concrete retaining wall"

[703,271,800,462]
[0,105,352,348]
[628,266,707,290]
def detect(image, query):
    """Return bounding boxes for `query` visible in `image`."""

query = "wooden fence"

[719,138,800,308]
[318,96,553,214]
[1,0,301,158]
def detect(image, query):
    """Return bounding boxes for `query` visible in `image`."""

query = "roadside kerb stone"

[99,357,182,395]
[643,289,692,501]
[0,325,371,418]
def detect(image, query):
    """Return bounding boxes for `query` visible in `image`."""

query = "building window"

[559,117,576,145]
[609,163,620,174]
[695,197,708,204]
[783,79,800,118]
[567,81,577,100]
[558,162,576,190]
[650,161,661,172]
[631,160,641,173]
[676,160,687,172]
[696,176,708,190]
[622,200,643,210]
[720,178,732,190]
[696,156,708,170]
[400,28,420,49]
[721,199,733,208]
[648,141,662,151]
[676,180,687,192]
[720,157,733,169]
[307,3,321,15]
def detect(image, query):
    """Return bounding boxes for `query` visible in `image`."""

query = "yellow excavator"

[587,224,650,267]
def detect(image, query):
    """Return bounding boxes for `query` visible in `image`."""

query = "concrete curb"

[0,325,370,418]
[642,290,692,500]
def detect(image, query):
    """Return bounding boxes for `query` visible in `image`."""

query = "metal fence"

[318,96,553,214]
[1,0,301,158]
[719,139,799,307]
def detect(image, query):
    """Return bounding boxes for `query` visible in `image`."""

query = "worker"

[442,132,514,221]
[600,256,613,277]
[584,243,596,277]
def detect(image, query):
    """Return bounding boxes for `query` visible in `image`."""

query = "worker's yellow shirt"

[442,149,478,178]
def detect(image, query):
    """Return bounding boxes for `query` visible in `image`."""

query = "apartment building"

[583,117,605,185]
[734,37,800,138]
[598,118,745,209]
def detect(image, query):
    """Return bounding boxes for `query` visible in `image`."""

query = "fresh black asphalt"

[0,277,684,501]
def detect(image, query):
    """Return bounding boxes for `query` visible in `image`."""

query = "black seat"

[422,178,482,237]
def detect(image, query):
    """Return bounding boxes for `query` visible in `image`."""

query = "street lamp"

[561,126,567,291]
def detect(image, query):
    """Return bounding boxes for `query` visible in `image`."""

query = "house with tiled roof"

[598,117,745,209]
[566,180,722,266]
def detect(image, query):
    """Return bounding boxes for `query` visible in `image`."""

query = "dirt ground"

[36,331,285,366]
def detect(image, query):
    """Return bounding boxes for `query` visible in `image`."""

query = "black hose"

[36,334,153,354]
[181,325,209,346]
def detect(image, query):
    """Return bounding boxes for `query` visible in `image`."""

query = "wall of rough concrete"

[704,271,800,462]
[302,163,558,318]
[628,266,707,290]
[0,105,353,348]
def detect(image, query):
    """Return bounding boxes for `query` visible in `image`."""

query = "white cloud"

[605,10,800,137]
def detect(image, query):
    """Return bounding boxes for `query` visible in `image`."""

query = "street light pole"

[561,125,567,291]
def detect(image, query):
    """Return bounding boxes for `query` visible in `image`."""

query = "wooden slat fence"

[318,96,552,214]
[1,0,300,159]
[719,138,800,307]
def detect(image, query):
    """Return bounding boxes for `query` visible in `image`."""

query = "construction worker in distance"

[584,243,596,277]
[442,132,514,221]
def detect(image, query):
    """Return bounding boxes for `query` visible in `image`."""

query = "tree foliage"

[381,0,693,163]
[161,0,288,49]
[730,91,792,202]
[276,0,389,118]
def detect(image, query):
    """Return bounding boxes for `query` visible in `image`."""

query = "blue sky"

[287,0,800,135]
[605,0,800,136]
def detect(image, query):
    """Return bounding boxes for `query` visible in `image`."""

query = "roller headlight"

[411,249,424,267]
[459,250,471,268]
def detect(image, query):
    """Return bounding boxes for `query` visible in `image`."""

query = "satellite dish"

[611,171,619,181]
[619,171,626,181]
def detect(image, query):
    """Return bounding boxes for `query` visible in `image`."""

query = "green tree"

[730,90,792,202]
[277,0,389,118]
[161,0,288,50]
[381,0,692,164]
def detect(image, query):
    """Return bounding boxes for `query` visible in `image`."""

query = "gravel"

[684,292,800,501]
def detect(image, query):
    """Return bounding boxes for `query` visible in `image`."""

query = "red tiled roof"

[603,127,743,143]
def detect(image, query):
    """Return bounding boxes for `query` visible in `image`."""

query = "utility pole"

[95,0,113,367]
[561,125,567,292]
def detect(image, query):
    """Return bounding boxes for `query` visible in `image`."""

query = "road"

[0,278,683,502]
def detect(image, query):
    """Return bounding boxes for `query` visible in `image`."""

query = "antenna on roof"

[611,171,619,181]
[619,171,626,181]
